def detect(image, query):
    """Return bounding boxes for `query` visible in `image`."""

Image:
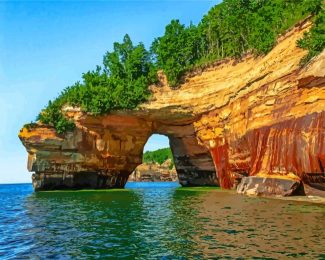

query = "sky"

[0,0,217,184]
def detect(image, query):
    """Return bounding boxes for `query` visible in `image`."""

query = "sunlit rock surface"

[19,21,325,195]
[237,176,303,197]
[128,159,178,182]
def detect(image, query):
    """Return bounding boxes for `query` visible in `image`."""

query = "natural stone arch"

[138,128,218,186]
[19,110,217,191]
[169,135,217,186]
[19,27,325,194]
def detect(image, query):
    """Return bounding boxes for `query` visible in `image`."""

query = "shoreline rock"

[236,176,304,197]
[19,21,325,196]
[128,159,178,182]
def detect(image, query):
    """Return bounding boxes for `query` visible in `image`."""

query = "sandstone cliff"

[128,159,178,182]
[19,21,325,196]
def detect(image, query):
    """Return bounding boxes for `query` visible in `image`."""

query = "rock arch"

[19,111,217,191]
[19,25,325,194]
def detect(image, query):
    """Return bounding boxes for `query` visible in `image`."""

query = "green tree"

[38,34,157,132]
[143,148,174,168]
[297,4,325,64]
[151,20,199,87]
[34,0,324,134]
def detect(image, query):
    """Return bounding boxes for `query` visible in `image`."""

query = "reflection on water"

[0,183,324,259]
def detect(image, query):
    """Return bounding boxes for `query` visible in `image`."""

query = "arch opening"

[128,134,178,183]
[128,127,219,187]
[20,113,219,190]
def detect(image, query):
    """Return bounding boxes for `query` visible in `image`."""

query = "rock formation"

[128,159,178,182]
[19,21,325,196]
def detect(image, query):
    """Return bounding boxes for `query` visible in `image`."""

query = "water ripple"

[0,183,324,259]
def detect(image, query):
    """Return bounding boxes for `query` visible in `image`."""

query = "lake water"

[0,182,324,259]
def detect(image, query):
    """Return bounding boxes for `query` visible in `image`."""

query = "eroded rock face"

[19,21,325,195]
[128,159,178,182]
[237,176,303,197]
[19,112,216,190]
[19,115,152,190]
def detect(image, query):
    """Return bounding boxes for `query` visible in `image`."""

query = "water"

[0,182,324,259]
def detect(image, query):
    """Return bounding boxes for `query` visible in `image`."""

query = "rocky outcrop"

[19,116,152,190]
[19,111,217,191]
[128,159,178,182]
[237,176,303,197]
[19,20,325,195]
[192,22,325,196]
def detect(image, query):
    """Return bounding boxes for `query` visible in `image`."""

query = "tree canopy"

[297,7,325,64]
[143,148,174,169]
[37,35,157,133]
[34,0,324,133]
[151,0,324,85]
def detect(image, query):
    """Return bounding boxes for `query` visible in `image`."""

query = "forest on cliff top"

[30,0,325,133]
[143,148,174,169]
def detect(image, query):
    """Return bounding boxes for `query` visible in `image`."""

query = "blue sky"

[0,0,217,183]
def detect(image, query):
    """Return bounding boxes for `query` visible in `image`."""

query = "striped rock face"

[19,21,325,195]
[19,114,217,191]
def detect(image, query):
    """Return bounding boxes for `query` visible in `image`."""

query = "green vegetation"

[143,148,174,169]
[151,20,200,87]
[37,100,75,134]
[37,34,157,134]
[152,0,324,85]
[34,0,324,133]
[297,6,325,64]
[23,122,39,131]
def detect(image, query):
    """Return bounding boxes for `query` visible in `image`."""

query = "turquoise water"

[0,182,324,259]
